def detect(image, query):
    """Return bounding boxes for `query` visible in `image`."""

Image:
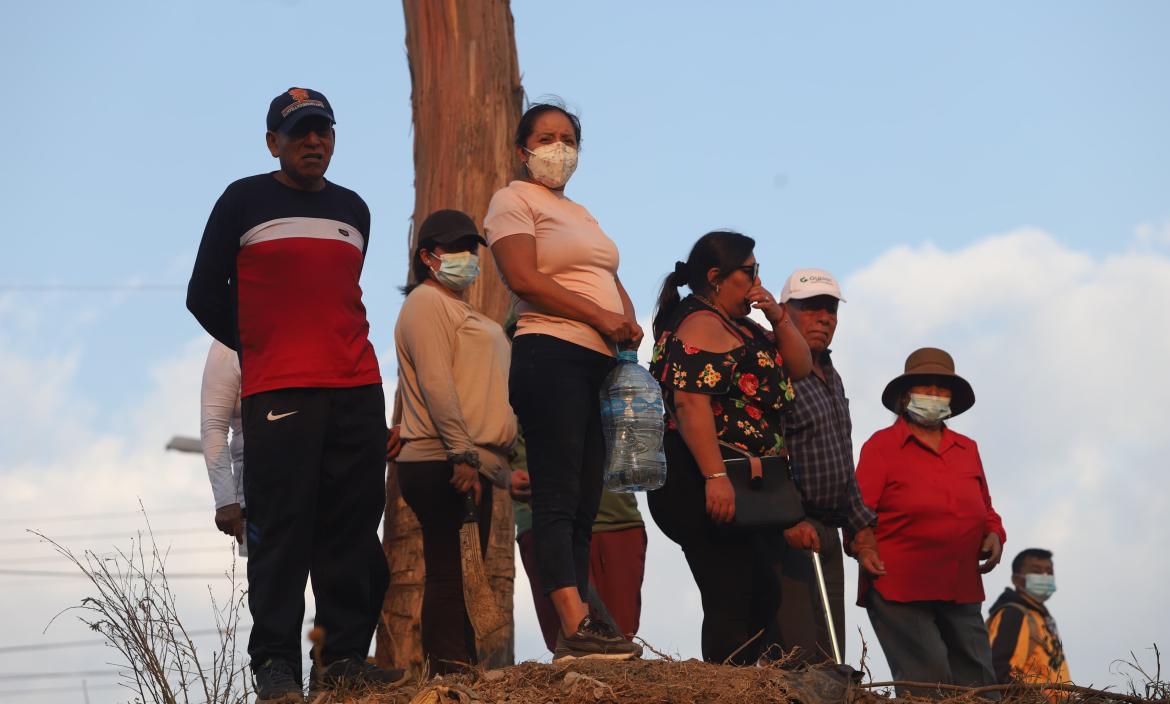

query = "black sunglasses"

[732,262,760,280]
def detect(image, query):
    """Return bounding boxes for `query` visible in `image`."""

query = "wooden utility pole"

[377,0,524,673]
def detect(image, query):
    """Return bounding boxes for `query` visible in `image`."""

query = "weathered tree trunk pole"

[376,0,524,673]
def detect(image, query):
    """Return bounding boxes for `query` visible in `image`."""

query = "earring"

[714,284,721,294]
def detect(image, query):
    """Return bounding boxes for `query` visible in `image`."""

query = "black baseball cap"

[417,209,487,248]
[267,87,335,133]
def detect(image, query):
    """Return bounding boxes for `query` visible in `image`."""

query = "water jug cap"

[617,350,639,363]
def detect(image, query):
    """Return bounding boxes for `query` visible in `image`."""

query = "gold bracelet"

[704,472,728,480]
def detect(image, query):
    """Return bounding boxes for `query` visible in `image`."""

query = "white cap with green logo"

[779,268,846,303]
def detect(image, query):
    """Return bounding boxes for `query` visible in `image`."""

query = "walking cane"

[810,550,843,665]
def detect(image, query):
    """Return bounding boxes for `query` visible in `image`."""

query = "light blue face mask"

[905,393,952,427]
[1021,573,1057,602]
[432,251,480,291]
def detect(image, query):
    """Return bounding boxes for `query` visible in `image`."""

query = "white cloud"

[831,227,1170,686]
[1135,220,1170,248]
[0,343,92,465]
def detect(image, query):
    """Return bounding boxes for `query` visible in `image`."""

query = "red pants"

[517,526,647,652]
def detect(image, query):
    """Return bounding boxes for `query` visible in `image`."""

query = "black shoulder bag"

[718,441,805,531]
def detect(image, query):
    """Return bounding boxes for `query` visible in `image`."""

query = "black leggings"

[397,461,492,674]
[509,334,614,598]
[648,430,782,665]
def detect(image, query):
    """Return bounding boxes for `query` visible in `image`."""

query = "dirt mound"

[317,658,1160,704]
[321,658,883,704]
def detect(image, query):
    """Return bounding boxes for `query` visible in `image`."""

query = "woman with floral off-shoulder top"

[647,230,813,665]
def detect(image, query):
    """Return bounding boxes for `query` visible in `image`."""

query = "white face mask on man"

[1019,573,1057,602]
[524,142,578,189]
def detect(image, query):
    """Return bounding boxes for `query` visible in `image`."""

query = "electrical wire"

[0,682,122,697]
[0,284,184,292]
[3,545,233,566]
[0,670,119,682]
[0,508,206,527]
[0,626,248,655]
[1,527,218,546]
[0,569,235,579]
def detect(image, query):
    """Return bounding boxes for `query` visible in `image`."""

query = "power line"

[0,670,118,682]
[0,281,183,290]
[2,526,215,545]
[0,626,250,655]
[0,569,234,580]
[0,682,122,697]
[3,545,233,566]
[0,508,206,526]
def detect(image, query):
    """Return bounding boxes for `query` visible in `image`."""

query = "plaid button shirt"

[785,351,876,533]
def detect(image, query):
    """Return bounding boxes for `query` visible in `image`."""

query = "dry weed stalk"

[1113,645,1168,701]
[36,505,251,704]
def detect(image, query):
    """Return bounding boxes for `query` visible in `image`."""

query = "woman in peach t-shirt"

[484,102,642,661]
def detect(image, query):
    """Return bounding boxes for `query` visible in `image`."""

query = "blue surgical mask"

[432,251,480,291]
[905,393,952,427]
[1021,573,1057,602]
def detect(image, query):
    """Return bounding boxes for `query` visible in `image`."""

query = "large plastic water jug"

[600,350,667,492]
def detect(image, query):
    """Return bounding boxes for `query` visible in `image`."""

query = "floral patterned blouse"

[649,295,796,457]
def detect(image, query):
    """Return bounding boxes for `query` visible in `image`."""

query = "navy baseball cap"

[266,87,335,133]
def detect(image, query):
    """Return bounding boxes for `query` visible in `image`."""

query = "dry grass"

[1114,646,1169,701]
[36,504,250,704]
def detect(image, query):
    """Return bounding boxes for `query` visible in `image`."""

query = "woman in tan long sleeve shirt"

[394,209,517,674]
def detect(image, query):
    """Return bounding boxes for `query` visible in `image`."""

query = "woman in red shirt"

[855,348,1006,698]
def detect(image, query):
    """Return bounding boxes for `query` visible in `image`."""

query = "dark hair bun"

[671,260,689,287]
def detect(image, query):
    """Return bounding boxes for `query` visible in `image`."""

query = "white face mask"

[905,393,952,427]
[431,251,480,291]
[1020,573,1057,602]
[524,142,578,189]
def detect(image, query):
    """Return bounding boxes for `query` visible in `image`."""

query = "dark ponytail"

[400,237,437,296]
[652,231,756,337]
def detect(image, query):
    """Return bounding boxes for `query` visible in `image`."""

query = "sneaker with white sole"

[553,615,643,661]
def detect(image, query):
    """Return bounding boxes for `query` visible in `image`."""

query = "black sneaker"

[553,615,643,661]
[254,658,303,703]
[309,657,408,693]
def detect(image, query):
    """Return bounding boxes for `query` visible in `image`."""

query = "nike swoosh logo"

[266,410,298,421]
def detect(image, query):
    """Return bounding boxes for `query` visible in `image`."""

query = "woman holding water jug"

[648,231,813,665]
[484,100,643,661]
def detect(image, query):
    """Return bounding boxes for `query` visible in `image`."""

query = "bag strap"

[681,296,750,344]
[997,602,1042,645]
[718,441,773,487]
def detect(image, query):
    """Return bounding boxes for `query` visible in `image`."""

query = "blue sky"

[2,1,1169,700]
[4,0,1167,415]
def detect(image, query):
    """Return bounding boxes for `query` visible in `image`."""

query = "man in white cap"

[774,268,884,663]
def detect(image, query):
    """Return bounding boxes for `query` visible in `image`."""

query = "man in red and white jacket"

[187,87,400,701]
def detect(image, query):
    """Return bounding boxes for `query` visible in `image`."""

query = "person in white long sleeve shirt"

[201,340,246,545]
